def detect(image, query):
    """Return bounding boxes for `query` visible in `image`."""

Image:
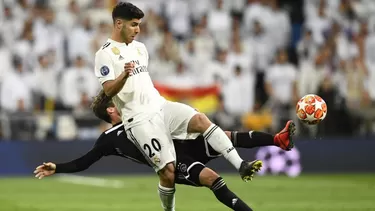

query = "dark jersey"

[55,123,221,186]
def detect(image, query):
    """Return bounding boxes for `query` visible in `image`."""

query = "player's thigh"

[163,101,199,139]
[127,117,175,172]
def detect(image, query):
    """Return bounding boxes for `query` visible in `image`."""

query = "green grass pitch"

[0,174,374,211]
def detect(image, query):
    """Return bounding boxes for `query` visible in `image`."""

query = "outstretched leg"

[188,113,261,181]
[228,120,296,151]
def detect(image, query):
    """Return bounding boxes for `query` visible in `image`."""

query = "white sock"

[158,183,175,211]
[203,124,243,170]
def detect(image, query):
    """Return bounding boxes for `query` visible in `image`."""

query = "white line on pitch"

[56,174,125,189]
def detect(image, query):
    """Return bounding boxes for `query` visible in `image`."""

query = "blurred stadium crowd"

[0,0,374,141]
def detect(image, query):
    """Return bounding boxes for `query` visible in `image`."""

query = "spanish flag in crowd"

[154,83,221,114]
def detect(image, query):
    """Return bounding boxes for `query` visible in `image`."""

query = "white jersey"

[94,39,166,129]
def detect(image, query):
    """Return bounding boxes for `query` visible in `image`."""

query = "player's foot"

[274,120,296,151]
[239,160,262,182]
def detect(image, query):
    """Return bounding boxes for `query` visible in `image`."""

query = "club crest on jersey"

[153,156,161,164]
[100,66,110,76]
[137,48,143,55]
[111,47,120,55]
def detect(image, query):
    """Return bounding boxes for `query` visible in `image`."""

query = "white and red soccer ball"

[296,94,327,125]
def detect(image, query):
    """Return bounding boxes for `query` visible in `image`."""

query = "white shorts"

[125,101,199,172]
[162,101,199,140]
[126,112,176,172]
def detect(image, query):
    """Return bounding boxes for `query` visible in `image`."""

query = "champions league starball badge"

[100,66,110,76]
[255,146,302,177]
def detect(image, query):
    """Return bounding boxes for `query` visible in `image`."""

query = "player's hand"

[124,62,135,78]
[33,162,56,179]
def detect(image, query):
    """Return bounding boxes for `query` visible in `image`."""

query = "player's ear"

[107,107,115,114]
[115,19,123,30]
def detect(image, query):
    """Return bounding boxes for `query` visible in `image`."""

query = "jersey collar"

[108,38,132,46]
[112,122,123,127]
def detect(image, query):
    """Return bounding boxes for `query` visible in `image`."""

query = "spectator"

[268,0,291,49]
[265,49,298,132]
[1,56,33,113]
[207,0,232,48]
[227,34,252,74]
[55,0,80,36]
[244,20,275,106]
[31,54,59,110]
[0,35,13,83]
[67,16,94,65]
[211,94,242,131]
[164,0,191,40]
[149,47,176,83]
[60,56,99,110]
[222,65,255,116]
[191,20,216,62]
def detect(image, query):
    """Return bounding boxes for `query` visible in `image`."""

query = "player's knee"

[187,113,212,133]
[224,131,231,139]
[199,167,220,188]
[158,163,175,187]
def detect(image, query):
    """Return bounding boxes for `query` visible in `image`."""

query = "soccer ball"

[296,94,327,125]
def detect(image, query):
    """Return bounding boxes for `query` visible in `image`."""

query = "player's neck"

[111,33,132,45]
[111,116,122,125]
[111,120,121,125]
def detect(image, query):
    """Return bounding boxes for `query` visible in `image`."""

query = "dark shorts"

[173,138,221,187]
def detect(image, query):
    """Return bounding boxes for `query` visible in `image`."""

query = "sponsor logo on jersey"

[100,66,110,76]
[127,60,148,76]
[111,47,120,55]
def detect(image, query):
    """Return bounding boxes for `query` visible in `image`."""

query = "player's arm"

[34,136,109,179]
[95,51,133,97]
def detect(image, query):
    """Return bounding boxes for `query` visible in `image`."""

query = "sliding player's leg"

[126,113,176,211]
[227,120,296,150]
[175,156,255,211]
[163,101,260,182]
[200,168,254,211]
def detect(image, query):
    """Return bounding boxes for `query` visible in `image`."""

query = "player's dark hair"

[112,2,144,22]
[91,90,114,123]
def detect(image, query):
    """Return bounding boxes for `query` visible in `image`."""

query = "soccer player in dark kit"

[34,91,296,211]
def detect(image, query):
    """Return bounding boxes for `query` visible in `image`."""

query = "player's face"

[120,18,141,43]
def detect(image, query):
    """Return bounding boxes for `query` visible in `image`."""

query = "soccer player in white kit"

[94,2,261,211]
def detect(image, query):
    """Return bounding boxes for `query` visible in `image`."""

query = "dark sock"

[231,131,274,148]
[211,177,253,211]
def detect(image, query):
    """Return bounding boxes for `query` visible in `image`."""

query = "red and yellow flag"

[154,83,220,114]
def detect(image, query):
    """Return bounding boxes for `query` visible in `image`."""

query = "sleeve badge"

[100,66,110,76]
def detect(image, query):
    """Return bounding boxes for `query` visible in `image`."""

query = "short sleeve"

[94,50,116,85]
